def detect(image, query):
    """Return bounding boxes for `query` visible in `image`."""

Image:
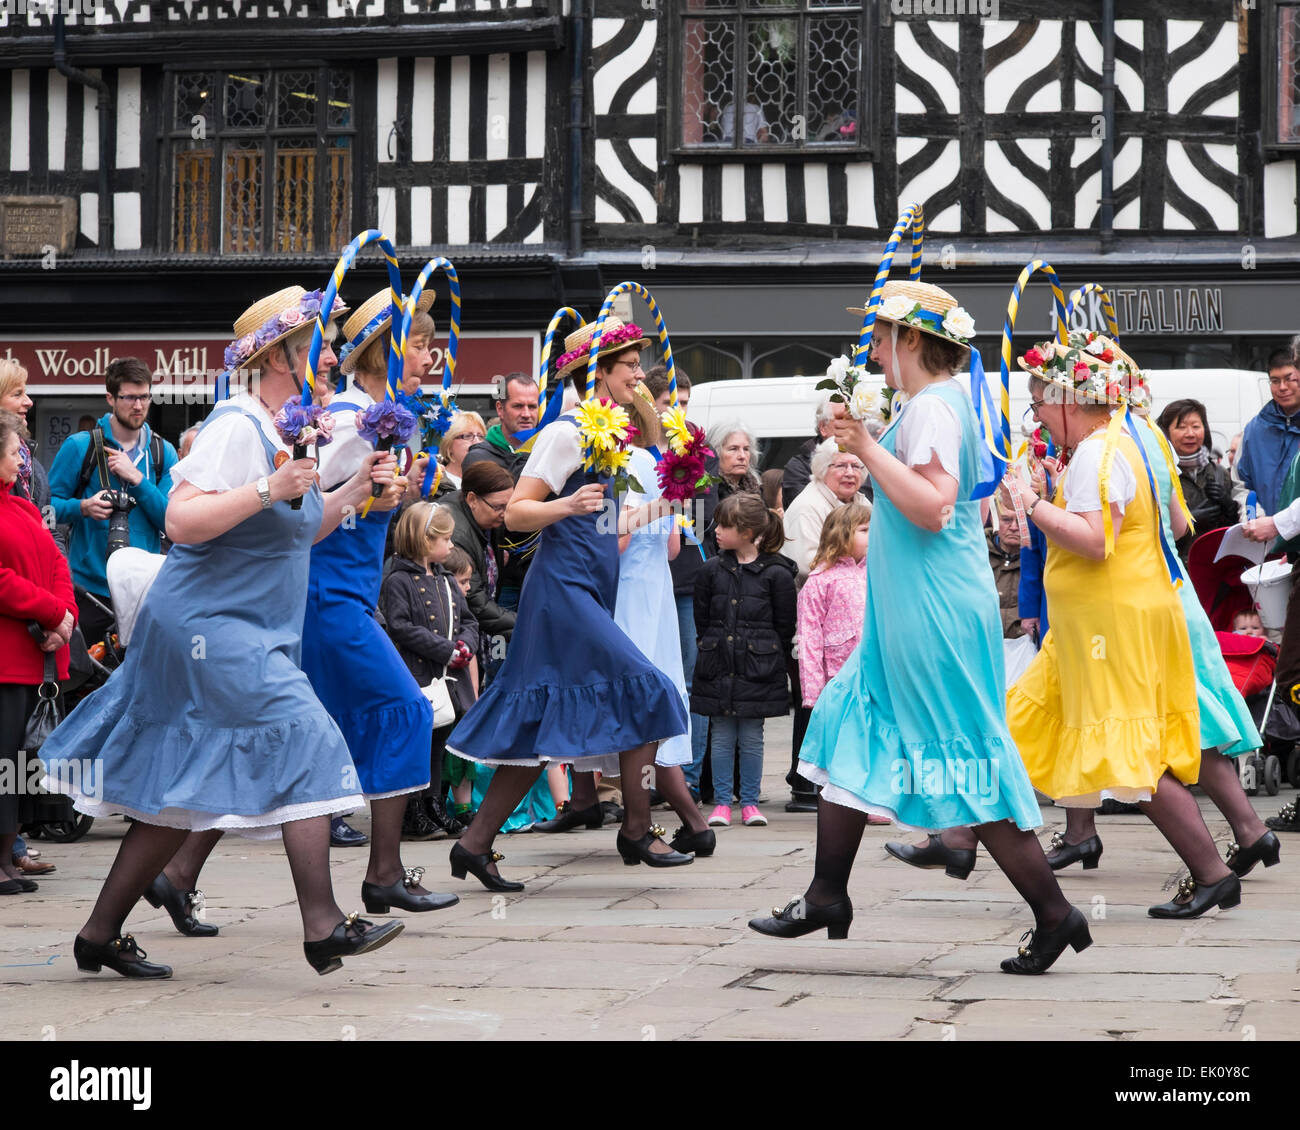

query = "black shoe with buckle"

[1000,907,1092,974]
[748,897,852,940]
[1044,831,1103,872]
[362,866,460,914]
[330,817,369,847]
[449,841,525,892]
[1265,801,1300,832]
[74,933,173,979]
[532,801,604,833]
[1148,873,1242,919]
[302,913,404,976]
[884,834,976,880]
[1225,831,1282,877]
[143,873,219,937]
[615,825,693,867]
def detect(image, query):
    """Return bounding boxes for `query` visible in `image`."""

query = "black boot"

[423,792,462,839]
[402,795,444,841]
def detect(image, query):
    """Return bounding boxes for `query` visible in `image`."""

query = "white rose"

[848,381,879,421]
[879,295,917,323]
[942,306,976,340]
[1039,341,1057,362]
[827,354,850,381]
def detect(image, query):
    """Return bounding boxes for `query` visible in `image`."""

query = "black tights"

[804,798,1071,931]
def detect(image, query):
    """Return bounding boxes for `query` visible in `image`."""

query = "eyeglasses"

[613,359,643,373]
[115,393,152,405]
[829,461,864,474]
[474,497,508,515]
[455,432,486,444]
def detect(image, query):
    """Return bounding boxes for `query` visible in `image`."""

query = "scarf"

[16,440,32,501]
[1176,446,1212,472]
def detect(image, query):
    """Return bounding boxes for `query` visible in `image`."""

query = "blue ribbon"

[1125,407,1183,587]
[337,305,398,370]
[967,346,1006,500]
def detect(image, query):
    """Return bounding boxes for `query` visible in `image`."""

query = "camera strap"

[91,426,111,493]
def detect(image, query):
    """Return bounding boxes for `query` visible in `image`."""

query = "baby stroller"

[22,549,165,843]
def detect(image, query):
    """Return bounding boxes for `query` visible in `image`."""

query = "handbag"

[23,652,63,753]
[419,576,457,728]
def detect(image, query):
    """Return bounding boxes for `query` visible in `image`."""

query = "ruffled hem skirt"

[447,670,689,767]
[797,669,1042,834]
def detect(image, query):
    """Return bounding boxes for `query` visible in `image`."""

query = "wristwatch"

[1026,497,1040,518]
[256,476,272,510]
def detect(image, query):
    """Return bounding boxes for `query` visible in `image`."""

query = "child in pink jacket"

[798,501,871,705]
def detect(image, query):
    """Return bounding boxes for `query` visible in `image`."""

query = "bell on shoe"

[748,897,852,940]
[1148,873,1241,919]
[361,866,460,914]
[303,913,404,976]
[615,825,693,867]
[143,872,219,937]
[74,933,172,979]
[999,907,1092,975]
[1224,831,1281,877]
[669,826,716,857]
[532,800,603,833]
[1265,800,1300,832]
[449,841,525,892]
[1044,831,1103,872]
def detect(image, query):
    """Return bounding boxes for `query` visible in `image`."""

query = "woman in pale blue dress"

[749,280,1088,975]
[1042,399,1278,877]
[614,416,714,856]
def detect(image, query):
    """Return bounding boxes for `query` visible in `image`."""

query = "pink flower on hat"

[1073,362,1091,380]
[1023,347,1045,368]
[280,308,306,328]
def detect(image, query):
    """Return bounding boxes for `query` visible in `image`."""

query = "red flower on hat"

[1073,362,1091,379]
[1023,347,1045,368]
[1099,348,1115,363]
[1105,382,1121,400]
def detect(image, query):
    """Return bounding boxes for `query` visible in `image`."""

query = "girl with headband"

[751,280,1089,975]
[42,285,407,977]
[445,314,692,890]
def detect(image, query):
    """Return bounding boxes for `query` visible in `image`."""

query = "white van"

[690,369,1269,470]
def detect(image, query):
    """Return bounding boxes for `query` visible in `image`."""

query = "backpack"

[73,426,167,498]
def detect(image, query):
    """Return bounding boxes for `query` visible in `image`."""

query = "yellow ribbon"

[1141,417,1195,536]
[1097,409,1127,559]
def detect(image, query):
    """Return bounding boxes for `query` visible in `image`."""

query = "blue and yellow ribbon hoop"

[586,281,679,406]
[526,306,588,444]
[304,229,404,407]
[854,201,924,366]
[401,257,462,497]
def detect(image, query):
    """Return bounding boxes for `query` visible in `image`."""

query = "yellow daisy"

[575,398,629,453]
[660,405,692,455]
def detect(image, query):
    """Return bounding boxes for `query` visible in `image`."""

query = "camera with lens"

[102,489,137,557]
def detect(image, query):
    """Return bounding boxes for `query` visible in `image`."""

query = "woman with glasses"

[445,315,692,891]
[436,411,488,495]
[782,439,869,582]
[444,460,518,653]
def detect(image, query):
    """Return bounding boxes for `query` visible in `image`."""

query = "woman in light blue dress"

[614,413,713,856]
[42,286,405,978]
[749,281,1088,975]
[1042,401,1278,877]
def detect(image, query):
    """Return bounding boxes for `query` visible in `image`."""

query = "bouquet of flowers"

[358,400,419,502]
[656,405,719,504]
[273,401,335,510]
[817,355,895,427]
[574,397,641,495]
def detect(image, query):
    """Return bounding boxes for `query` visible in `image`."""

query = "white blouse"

[893,380,962,480]
[1062,428,1138,514]
[169,390,289,494]
[521,418,583,495]
[317,385,375,491]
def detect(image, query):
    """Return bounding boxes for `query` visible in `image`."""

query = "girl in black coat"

[380,502,480,838]
[692,492,797,829]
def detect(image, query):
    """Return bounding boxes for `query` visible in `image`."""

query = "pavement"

[3,715,1299,1041]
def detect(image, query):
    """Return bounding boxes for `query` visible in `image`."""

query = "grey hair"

[809,437,841,481]
[706,420,759,459]
[814,396,836,429]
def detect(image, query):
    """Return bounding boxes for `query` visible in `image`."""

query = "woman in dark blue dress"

[446,316,692,889]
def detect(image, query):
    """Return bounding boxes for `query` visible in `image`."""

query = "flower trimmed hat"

[1018,329,1143,406]
[555,314,650,379]
[339,288,437,376]
[847,280,977,346]
[225,286,350,372]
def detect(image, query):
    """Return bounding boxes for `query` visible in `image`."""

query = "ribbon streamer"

[853,202,925,365]
[400,257,461,398]
[304,229,404,407]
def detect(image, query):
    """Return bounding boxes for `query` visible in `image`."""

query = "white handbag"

[419,576,458,728]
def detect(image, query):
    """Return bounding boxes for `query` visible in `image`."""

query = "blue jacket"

[1238,400,1300,516]
[47,413,178,598]
[1017,523,1049,646]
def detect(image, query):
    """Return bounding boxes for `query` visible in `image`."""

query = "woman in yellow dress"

[1002,333,1241,918]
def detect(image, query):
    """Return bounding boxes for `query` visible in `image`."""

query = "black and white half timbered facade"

[1,1,1299,445]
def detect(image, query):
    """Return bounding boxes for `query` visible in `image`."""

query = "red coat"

[0,480,77,684]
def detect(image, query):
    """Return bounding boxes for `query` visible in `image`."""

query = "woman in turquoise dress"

[1042,380,1278,878]
[42,286,405,977]
[749,280,1089,975]
[445,316,692,890]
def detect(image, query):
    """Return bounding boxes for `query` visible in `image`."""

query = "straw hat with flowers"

[224,286,350,373]
[1018,330,1143,406]
[555,314,650,380]
[338,288,437,375]
[847,279,977,347]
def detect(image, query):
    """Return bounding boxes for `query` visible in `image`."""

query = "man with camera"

[48,357,178,651]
